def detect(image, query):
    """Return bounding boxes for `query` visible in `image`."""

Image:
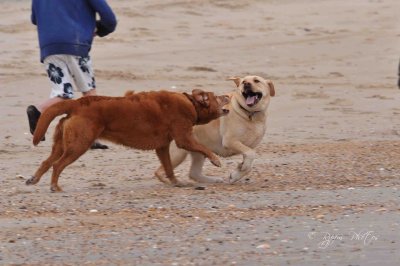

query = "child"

[28,0,117,149]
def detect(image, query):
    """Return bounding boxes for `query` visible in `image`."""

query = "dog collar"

[237,102,260,121]
[183,93,200,124]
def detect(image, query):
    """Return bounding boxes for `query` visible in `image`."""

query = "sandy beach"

[1,0,400,265]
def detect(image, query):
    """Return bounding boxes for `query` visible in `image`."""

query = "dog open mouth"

[242,90,262,107]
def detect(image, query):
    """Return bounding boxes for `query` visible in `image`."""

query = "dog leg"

[189,152,223,183]
[230,150,255,183]
[229,165,252,183]
[26,118,65,186]
[222,139,256,183]
[49,137,94,192]
[49,118,100,192]
[174,131,221,168]
[154,141,188,183]
[155,145,181,186]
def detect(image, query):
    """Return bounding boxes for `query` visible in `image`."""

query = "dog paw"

[191,175,224,183]
[154,170,170,184]
[229,171,245,184]
[205,177,224,183]
[209,156,221,167]
[173,181,191,187]
[50,185,63,192]
[238,161,252,172]
[25,176,38,185]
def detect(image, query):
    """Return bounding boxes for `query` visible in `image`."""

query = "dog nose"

[243,82,251,89]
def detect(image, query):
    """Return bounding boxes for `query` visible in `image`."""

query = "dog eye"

[254,79,260,83]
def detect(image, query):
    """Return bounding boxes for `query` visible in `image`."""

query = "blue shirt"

[31,0,117,62]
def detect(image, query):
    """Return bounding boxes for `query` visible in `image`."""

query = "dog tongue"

[246,96,257,106]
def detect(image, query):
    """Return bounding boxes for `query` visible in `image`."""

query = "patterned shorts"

[44,54,96,99]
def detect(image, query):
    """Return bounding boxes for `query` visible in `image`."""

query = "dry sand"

[1,0,400,265]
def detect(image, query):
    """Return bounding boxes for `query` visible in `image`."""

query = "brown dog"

[26,89,230,192]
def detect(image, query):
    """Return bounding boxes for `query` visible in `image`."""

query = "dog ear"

[227,77,241,87]
[124,90,135,97]
[183,92,193,101]
[192,89,210,107]
[266,80,275,97]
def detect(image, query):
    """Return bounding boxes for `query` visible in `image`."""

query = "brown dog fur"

[26,89,230,192]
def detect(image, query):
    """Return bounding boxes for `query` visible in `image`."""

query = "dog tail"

[33,100,77,146]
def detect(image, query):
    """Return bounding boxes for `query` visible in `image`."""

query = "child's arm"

[88,0,117,37]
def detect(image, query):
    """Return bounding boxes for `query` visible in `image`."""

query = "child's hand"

[95,21,110,37]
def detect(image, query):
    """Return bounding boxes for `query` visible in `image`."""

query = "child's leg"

[68,55,96,95]
[82,88,97,96]
[37,97,64,112]
[27,55,75,138]
[67,55,108,149]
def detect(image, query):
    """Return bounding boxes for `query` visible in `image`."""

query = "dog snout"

[243,82,252,90]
